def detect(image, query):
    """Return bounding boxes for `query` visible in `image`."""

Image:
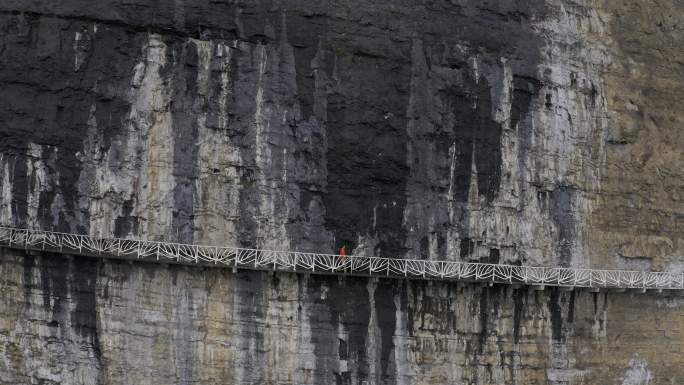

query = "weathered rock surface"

[0,0,682,383]
[1,250,683,384]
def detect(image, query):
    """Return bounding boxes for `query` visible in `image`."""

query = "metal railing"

[0,226,682,290]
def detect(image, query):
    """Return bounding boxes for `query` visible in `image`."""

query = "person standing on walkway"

[339,245,347,263]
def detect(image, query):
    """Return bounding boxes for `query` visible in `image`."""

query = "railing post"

[642,271,646,290]
[156,243,160,260]
[293,253,298,271]
[556,268,560,286]
[24,228,29,249]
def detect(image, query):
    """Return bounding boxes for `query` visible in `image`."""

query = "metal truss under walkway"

[0,226,682,291]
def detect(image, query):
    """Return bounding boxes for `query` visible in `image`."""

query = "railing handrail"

[0,226,682,291]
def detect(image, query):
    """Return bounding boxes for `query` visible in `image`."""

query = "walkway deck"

[0,226,682,291]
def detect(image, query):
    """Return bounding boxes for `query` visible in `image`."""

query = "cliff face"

[0,0,683,384]
[2,251,683,385]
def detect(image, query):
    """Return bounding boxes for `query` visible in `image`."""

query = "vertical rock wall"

[0,0,683,384]
[586,0,684,272]
[1,251,683,384]
[0,0,608,265]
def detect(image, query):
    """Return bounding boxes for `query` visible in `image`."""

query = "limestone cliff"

[0,0,682,384]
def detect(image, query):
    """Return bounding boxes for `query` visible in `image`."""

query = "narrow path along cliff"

[0,0,683,384]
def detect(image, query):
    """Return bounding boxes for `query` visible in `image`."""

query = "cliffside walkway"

[1,226,682,291]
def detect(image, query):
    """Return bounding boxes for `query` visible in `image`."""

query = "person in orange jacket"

[339,245,347,263]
